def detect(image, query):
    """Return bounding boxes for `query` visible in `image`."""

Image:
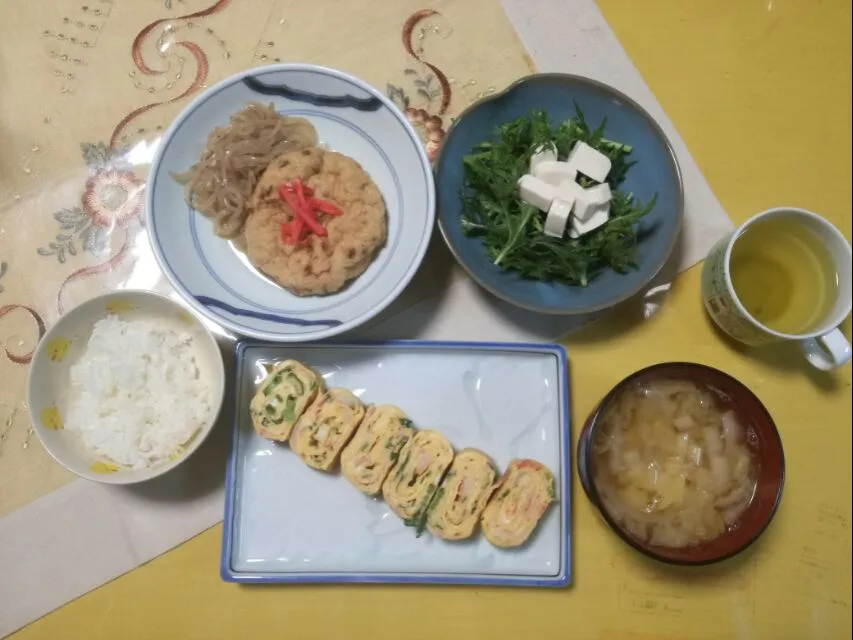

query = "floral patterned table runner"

[0,0,534,518]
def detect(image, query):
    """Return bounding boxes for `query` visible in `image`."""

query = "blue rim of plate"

[145,64,435,342]
[434,72,684,316]
[220,339,572,587]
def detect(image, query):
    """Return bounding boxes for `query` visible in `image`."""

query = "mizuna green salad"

[460,107,656,287]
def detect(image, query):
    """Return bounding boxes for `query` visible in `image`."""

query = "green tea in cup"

[728,216,838,335]
[702,207,852,370]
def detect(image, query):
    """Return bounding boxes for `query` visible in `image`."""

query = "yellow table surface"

[14,0,852,638]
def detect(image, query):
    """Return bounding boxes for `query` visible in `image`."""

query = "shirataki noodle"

[172,102,318,239]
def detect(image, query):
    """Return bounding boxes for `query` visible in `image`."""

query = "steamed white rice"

[65,315,213,469]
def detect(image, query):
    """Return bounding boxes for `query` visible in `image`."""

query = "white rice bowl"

[66,315,213,469]
[27,291,225,484]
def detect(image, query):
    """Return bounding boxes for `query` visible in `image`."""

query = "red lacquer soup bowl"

[576,362,785,565]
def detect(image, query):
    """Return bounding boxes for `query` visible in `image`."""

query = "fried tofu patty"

[244,147,387,296]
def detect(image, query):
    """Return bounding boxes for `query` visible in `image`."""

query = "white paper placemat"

[0,1,732,635]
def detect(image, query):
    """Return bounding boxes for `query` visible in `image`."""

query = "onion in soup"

[591,380,756,548]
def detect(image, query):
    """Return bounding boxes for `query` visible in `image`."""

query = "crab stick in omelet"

[480,459,556,548]
[340,404,414,495]
[289,388,365,471]
[426,448,499,540]
[382,429,454,521]
[249,360,321,441]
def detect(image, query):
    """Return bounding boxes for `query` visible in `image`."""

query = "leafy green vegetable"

[394,451,411,480]
[281,396,297,422]
[403,486,444,538]
[459,106,656,286]
[262,374,282,396]
[286,373,304,395]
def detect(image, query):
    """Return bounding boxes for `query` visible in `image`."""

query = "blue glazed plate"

[221,340,571,587]
[146,64,434,342]
[435,73,683,315]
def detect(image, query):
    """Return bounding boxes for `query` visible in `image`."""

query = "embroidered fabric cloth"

[0,0,534,518]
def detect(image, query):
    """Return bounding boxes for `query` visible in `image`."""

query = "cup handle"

[799,329,853,371]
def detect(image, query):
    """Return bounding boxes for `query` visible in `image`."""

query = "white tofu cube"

[543,197,575,238]
[556,179,582,200]
[572,197,597,223]
[529,142,558,173]
[560,180,612,222]
[582,182,612,206]
[566,141,612,182]
[561,180,596,222]
[533,160,577,187]
[517,174,558,212]
[568,205,610,238]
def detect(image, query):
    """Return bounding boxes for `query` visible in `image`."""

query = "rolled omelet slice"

[425,448,498,540]
[289,388,365,471]
[340,404,413,495]
[480,459,556,549]
[382,429,454,521]
[249,360,321,441]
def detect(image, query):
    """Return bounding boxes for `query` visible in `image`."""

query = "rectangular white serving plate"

[221,340,572,587]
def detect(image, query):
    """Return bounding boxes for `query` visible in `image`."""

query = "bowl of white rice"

[27,290,226,484]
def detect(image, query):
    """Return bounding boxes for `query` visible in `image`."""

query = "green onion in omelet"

[289,388,365,471]
[426,448,498,540]
[340,404,413,495]
[480,458,556,548]
[249,360,320,441]
[382,429,454,521]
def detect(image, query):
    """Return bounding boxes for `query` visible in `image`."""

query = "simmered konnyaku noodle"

[172,102,318,239]
[591,380,756,548]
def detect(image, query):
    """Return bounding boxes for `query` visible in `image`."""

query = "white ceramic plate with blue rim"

[146,64,434,342]
[221,340,571,587]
